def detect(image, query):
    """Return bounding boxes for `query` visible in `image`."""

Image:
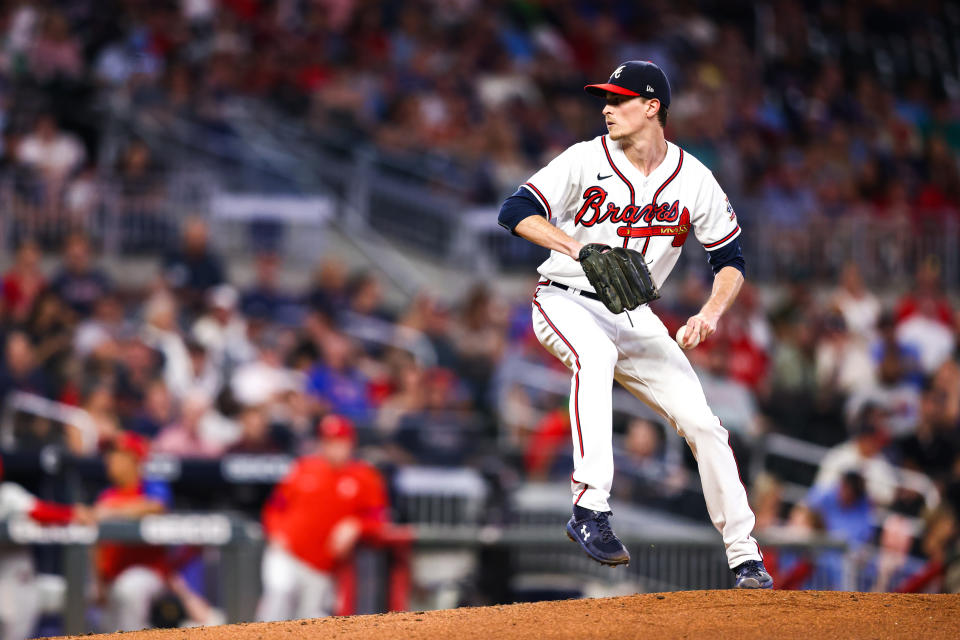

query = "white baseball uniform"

[521,135,762,568]
[0,483,51,640]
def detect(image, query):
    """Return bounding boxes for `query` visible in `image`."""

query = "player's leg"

[105,565,166,631]
[613,307,768,583]
[0,551,40,640]
[532,287,619,511]
[532,287,630,566]
[256,543,301,622]
[294,563,335,619]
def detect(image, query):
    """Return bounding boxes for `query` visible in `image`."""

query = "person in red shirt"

[1,239,45,324]
[257,415,391,621]
[0,457,93,640]
[93,432,172,632]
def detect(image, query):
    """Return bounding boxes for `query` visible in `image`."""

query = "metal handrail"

[0,392,97,454]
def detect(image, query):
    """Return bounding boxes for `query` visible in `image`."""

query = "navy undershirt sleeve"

[498,187,547,235]
[707,237,745,276]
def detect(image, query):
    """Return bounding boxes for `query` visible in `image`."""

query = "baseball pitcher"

[498,60,771,589]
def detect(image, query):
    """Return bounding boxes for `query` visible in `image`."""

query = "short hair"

[657,104,668,128]
[641,97,668,128]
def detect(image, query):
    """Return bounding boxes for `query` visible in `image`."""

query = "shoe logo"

[581,524,590,540]
[597,173,613,180]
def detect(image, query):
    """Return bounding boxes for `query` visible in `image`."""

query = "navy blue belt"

[541,279,601,302]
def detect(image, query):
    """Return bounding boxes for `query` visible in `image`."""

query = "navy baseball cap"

[585,61,671,108]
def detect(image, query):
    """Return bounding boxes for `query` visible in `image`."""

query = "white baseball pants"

[532,284,762,568]
[103,565,166,632]
[0,550,39,640]
[257,544,335,621]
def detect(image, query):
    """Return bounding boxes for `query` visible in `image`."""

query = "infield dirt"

[48,590,960,639]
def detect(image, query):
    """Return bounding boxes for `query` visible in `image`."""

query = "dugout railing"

[0,514,262,635]
[0,514,858,635]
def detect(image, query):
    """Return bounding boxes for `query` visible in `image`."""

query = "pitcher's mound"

[49,590,960,640]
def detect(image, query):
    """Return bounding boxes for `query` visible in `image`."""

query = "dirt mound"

[48,590,960,640]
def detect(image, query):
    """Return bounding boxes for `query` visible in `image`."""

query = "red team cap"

[318,414,356,441]
[111,431,150,462]
[585,60,672,108]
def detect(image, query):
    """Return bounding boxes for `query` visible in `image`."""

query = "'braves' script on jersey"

[522,136,740,291]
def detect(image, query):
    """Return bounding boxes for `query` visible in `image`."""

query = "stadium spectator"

[27,10,83,81]
[48,233,112,319]
[871,311,924,388]
[240,253,299,324]
[115,140,171,253]
[161,219,226,313]
[1,239,45,324]
[0,331,52,409]
[612,418,687,508]
[830,263,881,341]
[306,259,349,320]
[153,390,224,459]
[128,380,175,440]
[806,471,876,549]
[225,404,288,455]
[695,342,763,440]
[451,285,507,414]
[20,289,73,392]
[895,381,959,484]
[93,432,172,632]
[70,384,122,454]
[391,366,479,467]
[845,347,921,438]
[306,331,371,421]
[73,294,128,361]
[813,406,899,507]
[895,261,956,374]
[140,292,193,400]
[815,311,876,398]
[257,415,394,621]
[191,284,255,372]
[15,114,84,190]
[231,330,302,411]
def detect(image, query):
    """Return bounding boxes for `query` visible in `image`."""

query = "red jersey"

[262,457,389,572]
[94,482,171,582]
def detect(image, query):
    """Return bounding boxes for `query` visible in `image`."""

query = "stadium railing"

[0,515,261,634]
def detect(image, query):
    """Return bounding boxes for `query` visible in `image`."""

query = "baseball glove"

[578,243,660,314]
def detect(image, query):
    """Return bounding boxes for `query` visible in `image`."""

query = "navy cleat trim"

[732,560,773,589]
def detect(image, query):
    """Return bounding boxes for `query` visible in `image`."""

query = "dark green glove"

[578,244,661,314]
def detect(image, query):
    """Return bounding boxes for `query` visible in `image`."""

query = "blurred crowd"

[0,0,958,598]
[0,1,959,216]
[2,217,960,591]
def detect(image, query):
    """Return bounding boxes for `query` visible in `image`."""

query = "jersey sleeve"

[691,172,741,251]
[520,144,584,220]
[356,465,389,539]
[142,480,173,510]
[0,482,38,519]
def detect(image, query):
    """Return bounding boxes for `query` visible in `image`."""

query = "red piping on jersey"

[725,428,763,562]
[642,148,684,255]
[702,225,740,249]
[524,182,552,220]
[533,289,585,458]
[600,136,635,248]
